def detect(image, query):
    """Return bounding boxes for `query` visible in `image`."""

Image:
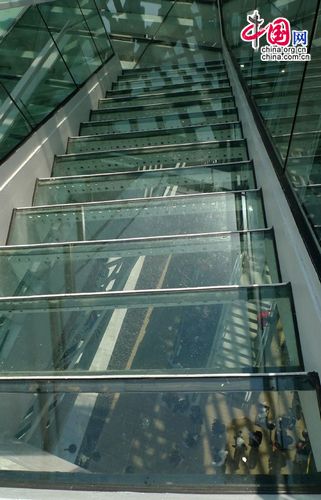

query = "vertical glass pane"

[0,83,32,158]
[285,8,321,247]
[0,6,76,126]
[78,0,113,63]
[38,0,102,84]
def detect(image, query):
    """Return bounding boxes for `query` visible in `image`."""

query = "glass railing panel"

[103,12,162,39]
[0,6,25,37]
[108,38,148,69]
[0,7,77,126]
[274,132,321,160]
[103,0,173,16]
[259,100,319,121]
[0,229,280,297]
[265,115,321,136]
[135,44,223,68]
[34,162,255,205]
[100,86,233,110]
[155,17,221,47]
[0,83,32,158]
[0,0,112,159]
[283,9,321,254]
[67,123,243,154]
[0,284,301,372]
[0,373,321,489]
[110,75,230,95]
[52,140,249,177]
[91,96,236,122]
[7,190,265,245]
[38,0,104,84]
[81,108,239,135]
[222,0,319,166]
[77,0,113,63]
[286,156,321,186]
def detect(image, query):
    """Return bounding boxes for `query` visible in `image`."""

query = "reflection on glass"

[0,374,320,490]
[0,284,300,372]
[53,140,249,177]
[91,95,236,122]
[67,122,243,154]
[0,0,113,160]
[34,162,255,205]
[0,229,279,296]
[82,108,239,136]
[8,191,265,244]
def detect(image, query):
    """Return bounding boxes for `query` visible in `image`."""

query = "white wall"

[0,55,122,245]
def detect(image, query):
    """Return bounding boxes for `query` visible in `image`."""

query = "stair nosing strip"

[39,159,254,182]
[70,120,242,142]
[1,227,274,251]
[55,138,248,160]
[0,281,291,304]
[15,187,262,211]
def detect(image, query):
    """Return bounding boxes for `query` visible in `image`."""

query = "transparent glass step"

[98,86,233,110]
[67,122,243,154]
[0,284,301,373]
[122,58,224,75]
[91,95,236,122]
[81,108,239,136]
[1,373,321,491]
[0,228,280,297]
[116,67,228,87]
[34,162,256,206]
[8,190,265,245]
[119,64,227,83]
[53,140,249,177]
[109,76,230,96]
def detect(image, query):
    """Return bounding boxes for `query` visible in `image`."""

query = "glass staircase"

[1,55,321,491]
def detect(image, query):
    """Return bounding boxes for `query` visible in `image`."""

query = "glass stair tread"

[109,76,230,96]
[33,162,256,205]
[119,66,228,83]
[117,66,228,85]
[7,190,266,245]
[122,58,224,74]
[91,96,236,121]
[0,284,300,373]
[52,140,249,177]
[99,85,233,109]
[0,228,279,297]
[67,122,243,154]
[81,108,239,135]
